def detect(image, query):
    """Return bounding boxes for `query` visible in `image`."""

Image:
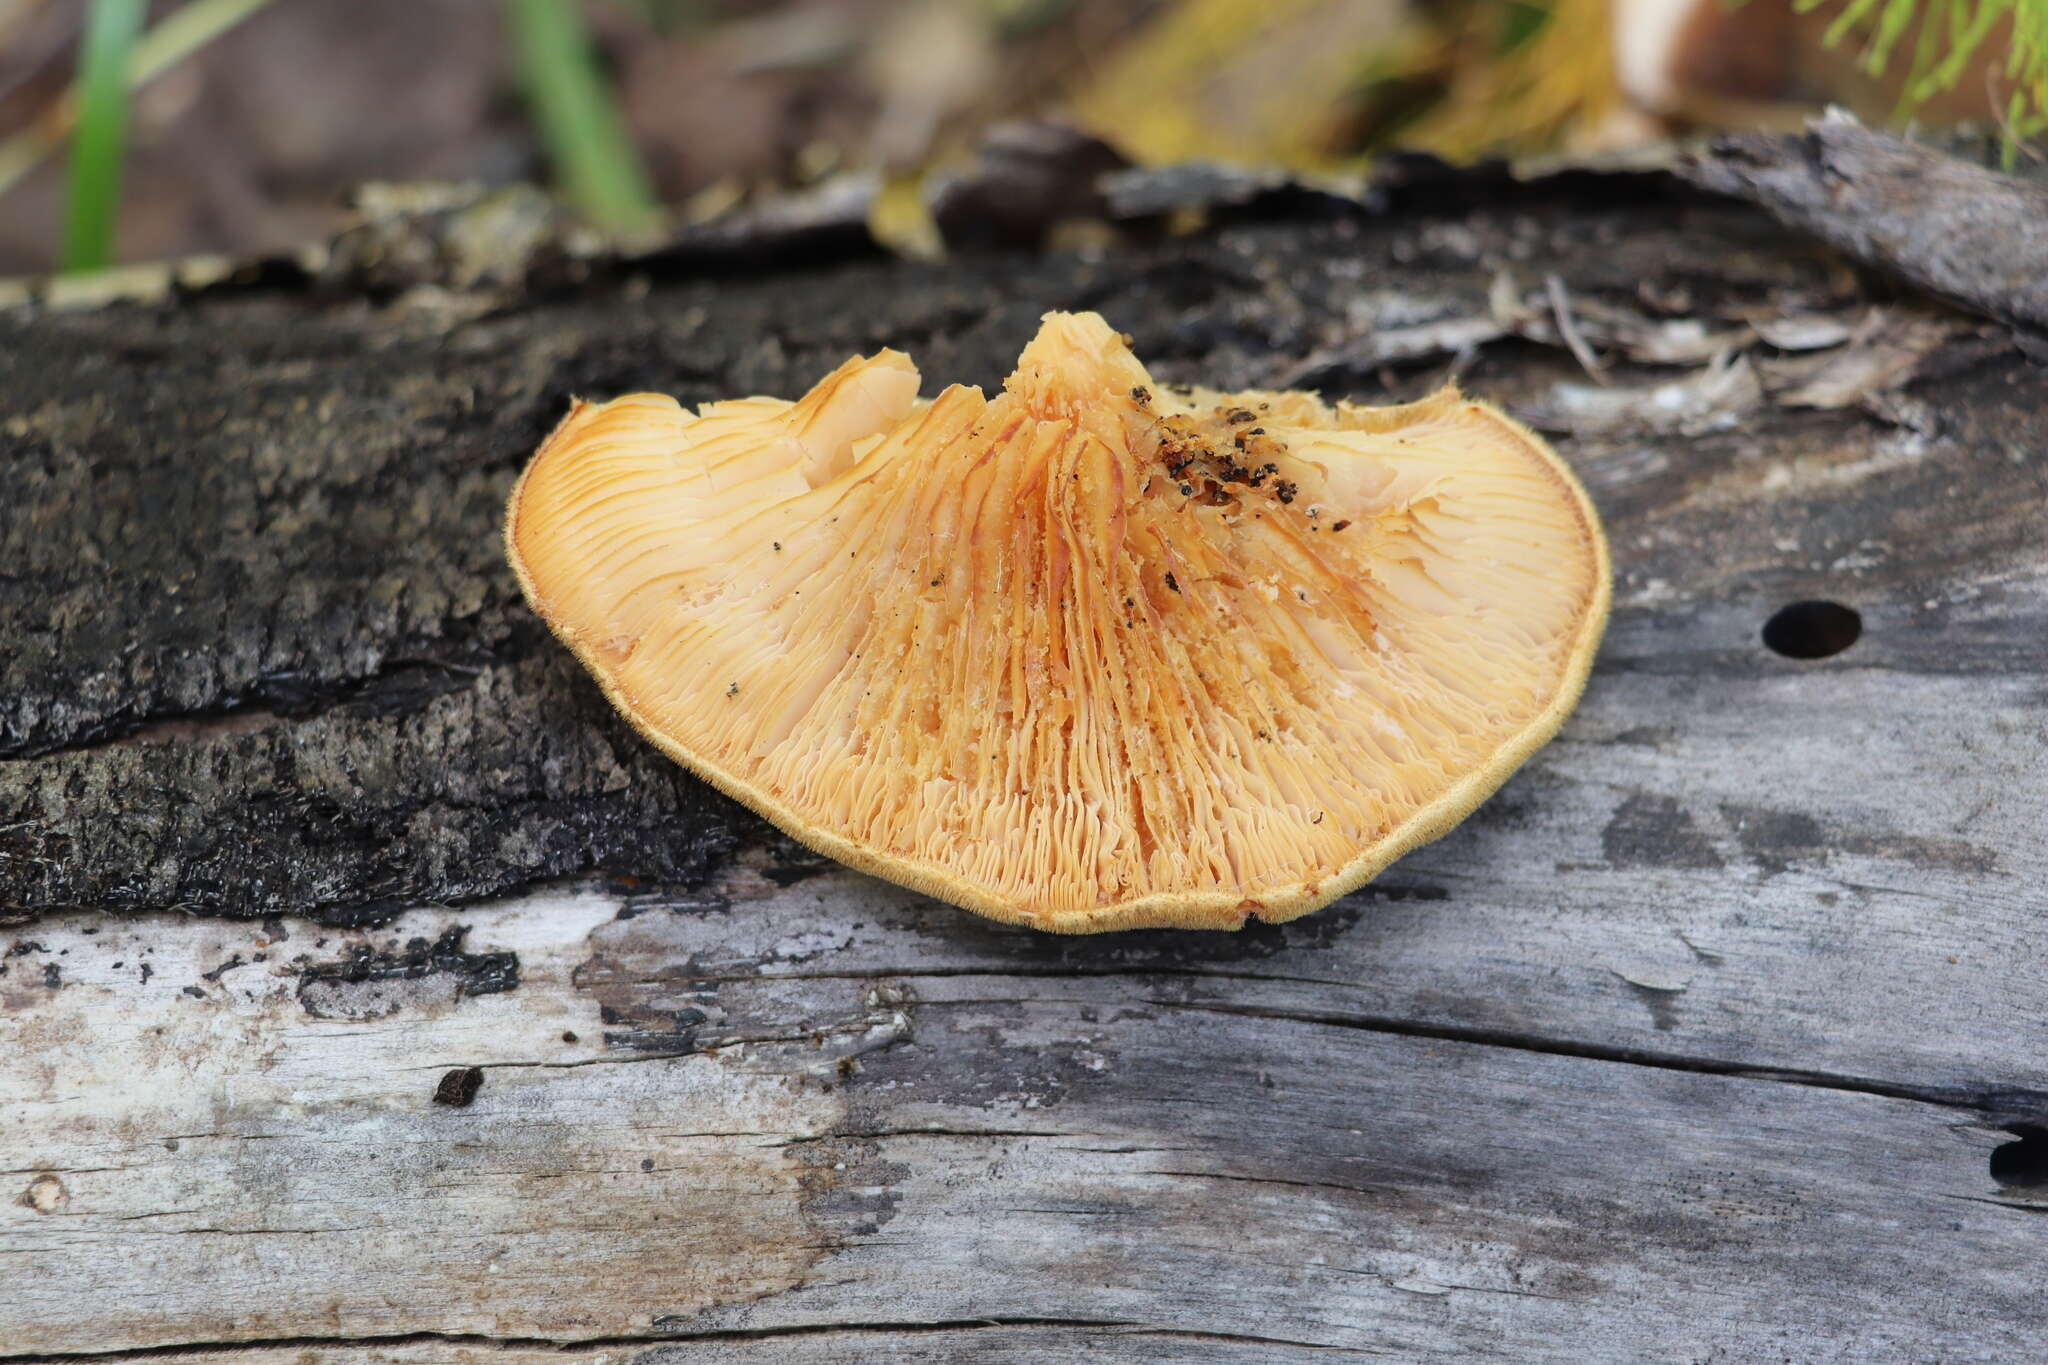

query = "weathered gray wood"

[574,709,2048,1104]
[4,898,2044,1363]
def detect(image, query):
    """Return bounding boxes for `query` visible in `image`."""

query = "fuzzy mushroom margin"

[506,313,1611,933]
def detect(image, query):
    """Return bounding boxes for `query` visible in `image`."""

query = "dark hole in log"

[1990,1124,2048,1189]
[1762,600,1861,659]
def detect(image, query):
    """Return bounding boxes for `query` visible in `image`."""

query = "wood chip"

[1774,311,1962,409]
[1754,313,1858,351]
[1522,352,1763,436]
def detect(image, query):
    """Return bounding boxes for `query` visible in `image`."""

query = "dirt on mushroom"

[506,311,1610,932]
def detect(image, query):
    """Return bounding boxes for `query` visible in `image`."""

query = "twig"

[1546,273,1608,384]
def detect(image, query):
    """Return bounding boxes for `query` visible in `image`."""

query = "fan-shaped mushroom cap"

[507,312,1609,932]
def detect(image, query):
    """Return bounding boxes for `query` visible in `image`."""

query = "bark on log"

[1681,114,2048,333]
[6,165,2038,925]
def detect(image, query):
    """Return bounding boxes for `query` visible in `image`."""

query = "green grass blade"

[1821,0,1887,47]
[1745,0,2044,158]
[505,0,660,234]
[1862,0,1922,72]
[1908,0,2009,103]
[1894,0,1946,116]
[60,0,146,272]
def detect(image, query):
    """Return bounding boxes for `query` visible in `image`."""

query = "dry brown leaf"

[1773,310,1963,409]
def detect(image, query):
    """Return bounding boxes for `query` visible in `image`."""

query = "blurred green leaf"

[1500,0,1552,52]
[506,0,661,234]
[2,0,273,221]
[61,0,145,272]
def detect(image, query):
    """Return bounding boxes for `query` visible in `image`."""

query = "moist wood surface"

[3,161,2046,1362]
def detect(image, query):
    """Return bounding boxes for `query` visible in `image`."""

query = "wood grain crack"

[1136,1168,1394,1200]
[1142,998,2045,1115]
[0,1319,1228,1364]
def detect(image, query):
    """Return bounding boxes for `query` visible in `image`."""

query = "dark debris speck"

[433,1067,484,1108]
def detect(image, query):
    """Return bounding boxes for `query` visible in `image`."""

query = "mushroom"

[507,312,1609,932]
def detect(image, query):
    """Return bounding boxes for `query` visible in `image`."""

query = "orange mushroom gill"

[507,311,1609,932]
